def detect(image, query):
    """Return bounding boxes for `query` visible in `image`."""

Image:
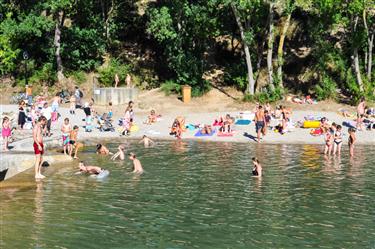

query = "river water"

[1,141,374,248]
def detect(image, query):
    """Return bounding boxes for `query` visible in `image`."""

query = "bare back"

[255,110,265,122]
[33,123,43,144]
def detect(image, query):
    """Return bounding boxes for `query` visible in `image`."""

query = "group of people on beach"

[2,83,374,180]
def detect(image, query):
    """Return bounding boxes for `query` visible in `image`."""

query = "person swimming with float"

[252,157,262,177]
[77,161,104,175]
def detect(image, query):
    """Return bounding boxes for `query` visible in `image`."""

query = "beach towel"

[186,124,197,131]
[342,121,356,129]
[235,119,251,125]
[310,128,323,136]
[195,129,216,137]
[217,131,235,137]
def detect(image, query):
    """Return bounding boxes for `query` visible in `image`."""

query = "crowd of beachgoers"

[1,84,374,180]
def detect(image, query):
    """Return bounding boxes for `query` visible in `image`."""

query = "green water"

[1,141,375,248]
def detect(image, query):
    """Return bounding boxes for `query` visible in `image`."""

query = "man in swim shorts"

[33,116,47,179]
[255,105,266,143]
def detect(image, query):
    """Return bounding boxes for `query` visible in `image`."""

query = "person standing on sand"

[126,74,132,87]
[26,84,33,106]
[254,105,266,143]
[114,73,120,88]
[348,128,356,157]
[33,116,47,179]
[356,97,366,130]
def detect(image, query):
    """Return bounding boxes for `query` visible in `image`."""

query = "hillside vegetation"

[0,0,374,104]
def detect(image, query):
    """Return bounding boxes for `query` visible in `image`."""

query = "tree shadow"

[209,83,239,101]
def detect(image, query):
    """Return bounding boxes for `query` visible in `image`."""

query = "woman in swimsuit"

[333,125,343,156]
[252,157,262,177]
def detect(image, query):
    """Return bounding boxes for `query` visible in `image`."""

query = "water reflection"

[32,181,44,248]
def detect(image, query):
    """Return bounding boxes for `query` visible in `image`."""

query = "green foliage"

[160,80,181,96]
[315,75,337,101]
[98,59,132,87]
[68,71,86,85]
[29,63,57,86]
[243,86,284,103]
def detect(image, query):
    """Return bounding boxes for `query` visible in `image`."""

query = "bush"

[314,75,337,101]
[98,59,132,87]
[69,71,87,85]
[160,80,181,95]
[28,63,56,86]
[243,86,284,103]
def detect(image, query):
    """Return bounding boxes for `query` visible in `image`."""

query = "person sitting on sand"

[145,110,159,125]
[69,125,83,159]
[77,161,104,175]
[220,114,234,133]
[170,119,182,138]
[96,143,111,155]
[129,153,143,173]
[252,157,262,177]
[139,135,155,147]
[111,144,126,161]
[201,125,213,135]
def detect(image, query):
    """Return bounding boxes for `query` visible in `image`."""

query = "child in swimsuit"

[333,125,343,156]
[348,128,356,157]
[61,118,72,155]
[108,102,113,119]
[2,117,11,151]
[324,128,333,155]
[252,157,262,177]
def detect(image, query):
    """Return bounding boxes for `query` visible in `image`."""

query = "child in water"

[129,152,143,174]
[77,161,104,175]
[252,157,262,177]
[333,125,343,156]
[139,135,155,147]
[348,128,356,157]
[61,118,72,155]
[111,144,126,161]
[324,128,333,155]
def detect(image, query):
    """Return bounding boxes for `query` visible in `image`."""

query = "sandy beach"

[1,103,374,150]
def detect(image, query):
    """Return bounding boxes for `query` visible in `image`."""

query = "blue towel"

[186,124,197,131]
[194,129,216,137]
[235,119,251,125]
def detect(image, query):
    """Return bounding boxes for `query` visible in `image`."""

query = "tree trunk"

[277,13,291,88]
[231,4,255,95]
[54,11,65,83]
[267,2,275,90]
[368,33,373,81]
[352,16,364,92]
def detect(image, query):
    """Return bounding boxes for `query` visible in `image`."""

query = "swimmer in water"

[96,143,112,155]
[77,161,104,175]
[139,135,155,147]
[252,157,262,177]
[111,144,126,161]
[129,152,143,174]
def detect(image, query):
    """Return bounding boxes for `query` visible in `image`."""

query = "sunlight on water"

[1,141,375,248]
